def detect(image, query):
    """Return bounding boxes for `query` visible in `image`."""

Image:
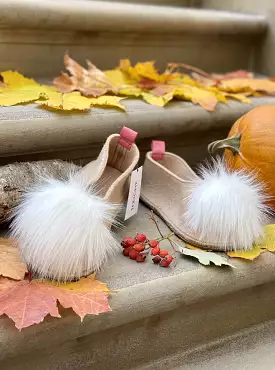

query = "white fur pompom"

[184,159,269,251]
[10,176,120,281]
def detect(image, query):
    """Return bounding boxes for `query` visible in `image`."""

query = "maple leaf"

[46,274,112,321]
[89,96,126,110]
[54,55,115,97]
[0,274,112,330]
[219,78,275,94]
[0,278,60,330]
[257,225,275,252]
[174,85,218,111]
[0,71,45,106]
[0,238,27,280]
[227,225,275,260]
[37,90,92,111]
[227,247,265,260]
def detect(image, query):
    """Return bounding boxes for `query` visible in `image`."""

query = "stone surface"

[202,0,275,77]
[1,203,275,369]
[1,97,275,165]
[0,1,266,34]
[0,1,267,76]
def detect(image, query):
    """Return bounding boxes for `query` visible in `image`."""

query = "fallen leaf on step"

[178,245,235,267]
[219,78,275,94]
[254,224,275,252]
[142,91,174,107]
[53,273,111,293]
[119,59,160,83]
[47,274,112,321]
[227,247,265,260]
[212,70,254,81]
[222,92,251,104]
[174,85,218,111]
[0,274,112,330]
[226,225,275,259]
[0,238,27,280]
[54,55,116,97]
[0,71,45,106]
[37,90,92,111]
[0,75,4,89]
[89,95,126,110]
[0,278,61,330]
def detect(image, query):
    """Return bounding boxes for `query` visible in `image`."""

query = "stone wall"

[202,0,275,76]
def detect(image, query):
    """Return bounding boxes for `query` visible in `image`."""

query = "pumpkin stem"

[208,133,242,156]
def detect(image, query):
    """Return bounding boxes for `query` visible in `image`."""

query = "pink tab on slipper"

[119,126,138,150]
[152,140,165,160]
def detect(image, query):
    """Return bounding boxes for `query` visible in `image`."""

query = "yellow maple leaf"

[104,69,132,88]
[119,86,143,97]
[0,71,45,106]
[223,92,251,104]
[174,85,218,111]
[89,95,126,110]
[255,224,275,252]
[227,247,265,260]
[37,91,91,111]
[142,91,173,107]
[226,225,275,259]
[48,273,112,293]
[119,59,140,81]
[1,70,38,87]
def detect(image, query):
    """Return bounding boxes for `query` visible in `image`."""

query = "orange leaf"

[0,238,27,280]
[47,274,112,320]
[54,55,115,97]
[0,274,112,330]
[0,278,60,330]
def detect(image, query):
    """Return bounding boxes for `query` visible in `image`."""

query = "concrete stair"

[1,1,275,369]
[1,96,275,168]
[0,0,267,77]
[1,205,275,369]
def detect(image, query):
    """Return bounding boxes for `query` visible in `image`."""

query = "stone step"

[1,204,275,369]
[135,320,275,370]
[0,0,267,77]
[0,96,275,167]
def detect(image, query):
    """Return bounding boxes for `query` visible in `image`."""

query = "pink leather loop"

[119,126,138,150]
[152,140,165,160]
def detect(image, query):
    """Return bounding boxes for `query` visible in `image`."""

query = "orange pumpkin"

[208,104,275,209]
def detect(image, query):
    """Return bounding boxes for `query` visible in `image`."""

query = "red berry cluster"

[121,233,174,267]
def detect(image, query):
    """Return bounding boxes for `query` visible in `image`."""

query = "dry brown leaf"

[54,55,115,97]
[0,238,27,280]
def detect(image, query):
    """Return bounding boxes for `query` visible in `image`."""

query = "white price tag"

[124,166,143,221]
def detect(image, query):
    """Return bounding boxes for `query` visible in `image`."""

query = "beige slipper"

[11,127,140,281]
[140,141,268,251]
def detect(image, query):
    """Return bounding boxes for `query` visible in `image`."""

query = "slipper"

[11,127,140,281]
[140,140,268,251]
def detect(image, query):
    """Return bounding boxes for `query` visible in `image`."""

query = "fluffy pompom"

[184,159,270,251]
[10,176,120,281]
